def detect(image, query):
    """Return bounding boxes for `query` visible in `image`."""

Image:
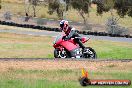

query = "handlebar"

[74,37,82,39]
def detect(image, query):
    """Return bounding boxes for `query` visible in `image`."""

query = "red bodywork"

[53,35,90,51]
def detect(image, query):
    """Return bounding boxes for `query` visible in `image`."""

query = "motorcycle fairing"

[60,40,79,51]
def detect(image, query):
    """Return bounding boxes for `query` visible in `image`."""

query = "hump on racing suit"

[65,26,78,39]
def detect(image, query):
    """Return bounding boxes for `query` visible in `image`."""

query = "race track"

[0,29,132,43]
[0,58,131,62]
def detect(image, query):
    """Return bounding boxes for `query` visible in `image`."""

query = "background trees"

[25,0,46,17]
[92,0,132,17]
[0,0,1,9]
[48,0,65,19]
[114,0,132,17]
[47,0,71,19]
[48,0,91,25]
[92,0,132,34]
[24,0,132,20]
[70,0,90,25]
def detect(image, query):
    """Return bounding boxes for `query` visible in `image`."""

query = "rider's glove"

[62,36,66,40]
[64,37,69,41]
[62,36,69,41]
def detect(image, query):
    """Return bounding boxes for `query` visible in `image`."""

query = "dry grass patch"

[0,60,132,80]
[2,0,23,3]
[0,25,46,32]
[0,60,132,72]
[0,32,53,58]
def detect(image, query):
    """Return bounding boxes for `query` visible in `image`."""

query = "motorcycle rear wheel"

[83,47,97,59]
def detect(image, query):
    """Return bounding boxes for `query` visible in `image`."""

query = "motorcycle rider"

[60,20,85,50]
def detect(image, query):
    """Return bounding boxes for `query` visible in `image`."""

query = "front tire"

[54,48,69,58]
[83,47,97,59]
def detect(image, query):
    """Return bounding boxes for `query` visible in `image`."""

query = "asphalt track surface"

[0,29,132,43]
[0,58,131,62]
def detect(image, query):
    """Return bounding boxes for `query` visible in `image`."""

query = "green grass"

[0,32,132,59]
[85,39,132,59]
[0,68,131,88]
[0,79,79,88]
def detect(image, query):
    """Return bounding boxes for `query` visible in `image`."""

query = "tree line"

[1,0,132,24]
[48,0,132,24]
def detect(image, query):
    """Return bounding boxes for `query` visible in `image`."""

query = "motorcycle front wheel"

[54,48,69,58]
[83,47,97,59]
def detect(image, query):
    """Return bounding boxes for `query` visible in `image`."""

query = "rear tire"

[83,47,97,59]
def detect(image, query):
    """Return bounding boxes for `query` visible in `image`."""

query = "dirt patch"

[0,60,131,72]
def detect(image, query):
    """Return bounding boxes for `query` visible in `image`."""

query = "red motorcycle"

[53,34,97,59]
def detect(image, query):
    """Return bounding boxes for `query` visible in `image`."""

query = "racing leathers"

[63,26,85,49]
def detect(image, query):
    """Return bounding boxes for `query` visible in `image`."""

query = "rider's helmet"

[60,20,69,32]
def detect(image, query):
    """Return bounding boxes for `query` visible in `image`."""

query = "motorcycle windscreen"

[60,41,78,51]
